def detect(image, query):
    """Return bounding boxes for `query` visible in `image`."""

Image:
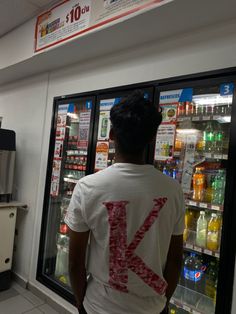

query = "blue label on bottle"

[184,267,202,282]
[220,83,234,96]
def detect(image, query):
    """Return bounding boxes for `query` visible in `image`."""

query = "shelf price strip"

[184,243,220,258]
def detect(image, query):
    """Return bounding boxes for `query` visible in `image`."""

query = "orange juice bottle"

[193,167,205,201]
[207,213,221,251]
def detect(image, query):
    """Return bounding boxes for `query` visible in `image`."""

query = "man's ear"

[109,127,115,140]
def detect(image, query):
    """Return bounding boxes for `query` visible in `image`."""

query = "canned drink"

[178,102,185,116]
[206,105,213,115]
[186,102,194,116]
[196,105,204,116]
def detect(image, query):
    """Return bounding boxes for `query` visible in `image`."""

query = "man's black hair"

[110,90,162,155]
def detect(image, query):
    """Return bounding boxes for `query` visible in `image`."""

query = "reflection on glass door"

[154,83,234,314]
[40,98,93,290]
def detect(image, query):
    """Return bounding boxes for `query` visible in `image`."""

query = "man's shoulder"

[155,168,182,190]
[79,166,114,185]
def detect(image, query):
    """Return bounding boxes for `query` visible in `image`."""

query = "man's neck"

[115,152,145,165]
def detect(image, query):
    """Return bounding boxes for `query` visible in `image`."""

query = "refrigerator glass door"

[39,98,94,291]
[154,83,234,314]
[93,89,153,172]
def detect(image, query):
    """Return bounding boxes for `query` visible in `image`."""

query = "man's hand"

[68,228,90,309]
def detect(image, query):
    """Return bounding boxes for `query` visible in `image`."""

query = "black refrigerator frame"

[37,68,236,313]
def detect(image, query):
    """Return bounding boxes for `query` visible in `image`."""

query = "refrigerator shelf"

[173,151,228,161]
[202,153,228,160]
[185,200,223,212]
[184,243,220,258]
[173,151,228,160]
[177,114,231,123]
[63,178,79,184]
[66,150,87,156]
[171,285,215,314]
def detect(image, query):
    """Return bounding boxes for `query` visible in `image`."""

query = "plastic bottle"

[101,117,108,138]
[196,211,208,248]
[183,208,194,242]
[212,170,226,205]
[162,166,169,176]
[193,167,205,201]
[207,213,220,251]
[55,233,69,285]
[184,253,204,293]
[204,122,214,153]
[205,261,217,299]
[214,124,224,154]
[172,168,177,179]
[205,174,214,203]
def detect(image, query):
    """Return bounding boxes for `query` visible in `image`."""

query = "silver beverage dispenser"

[0,129,16,202]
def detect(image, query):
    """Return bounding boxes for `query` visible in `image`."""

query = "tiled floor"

[0,282,60,314]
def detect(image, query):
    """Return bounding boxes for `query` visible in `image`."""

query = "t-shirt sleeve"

[172,187,185,235]
[64,182,89,232]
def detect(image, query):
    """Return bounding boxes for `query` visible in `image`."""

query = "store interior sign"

[35,0,173,52]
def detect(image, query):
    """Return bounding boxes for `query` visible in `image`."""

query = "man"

[65,91,184,314]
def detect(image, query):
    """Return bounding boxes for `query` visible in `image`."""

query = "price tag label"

[186,243,193,249]
[223,154,228,160]
[183,117,191,121]
[189,201,197,206]
[192,116,200,121]
[214,154,222,159]
[174,151,180,156]
[203,116,210,120]
[215,252,220,258]
[194,246,202,253]
[204,249,212,255]
[178,117,184,122]
[192,310,201,314]
[204,153,211,158]
[199,202,207,208]
[213,115,221,120]
[211,205,220,211]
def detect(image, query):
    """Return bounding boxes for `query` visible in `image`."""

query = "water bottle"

[204,122,214,153]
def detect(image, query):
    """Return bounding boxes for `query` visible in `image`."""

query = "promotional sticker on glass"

[95,141,109,171]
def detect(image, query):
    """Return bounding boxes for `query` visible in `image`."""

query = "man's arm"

[68,228,90,311]
[162,234,183,312]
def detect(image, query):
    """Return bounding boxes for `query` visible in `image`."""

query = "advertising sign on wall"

[35,0,173,52]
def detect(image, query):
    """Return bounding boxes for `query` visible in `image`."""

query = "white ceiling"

[0,0,60,37]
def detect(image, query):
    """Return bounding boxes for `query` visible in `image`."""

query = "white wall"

[1,17,236,313]
[0,74,49,280]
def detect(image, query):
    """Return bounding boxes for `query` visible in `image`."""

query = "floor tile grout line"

[21,307,44,314]
[20,290,46,307]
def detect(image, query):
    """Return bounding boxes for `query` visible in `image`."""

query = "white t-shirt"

[65,163,185,314]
